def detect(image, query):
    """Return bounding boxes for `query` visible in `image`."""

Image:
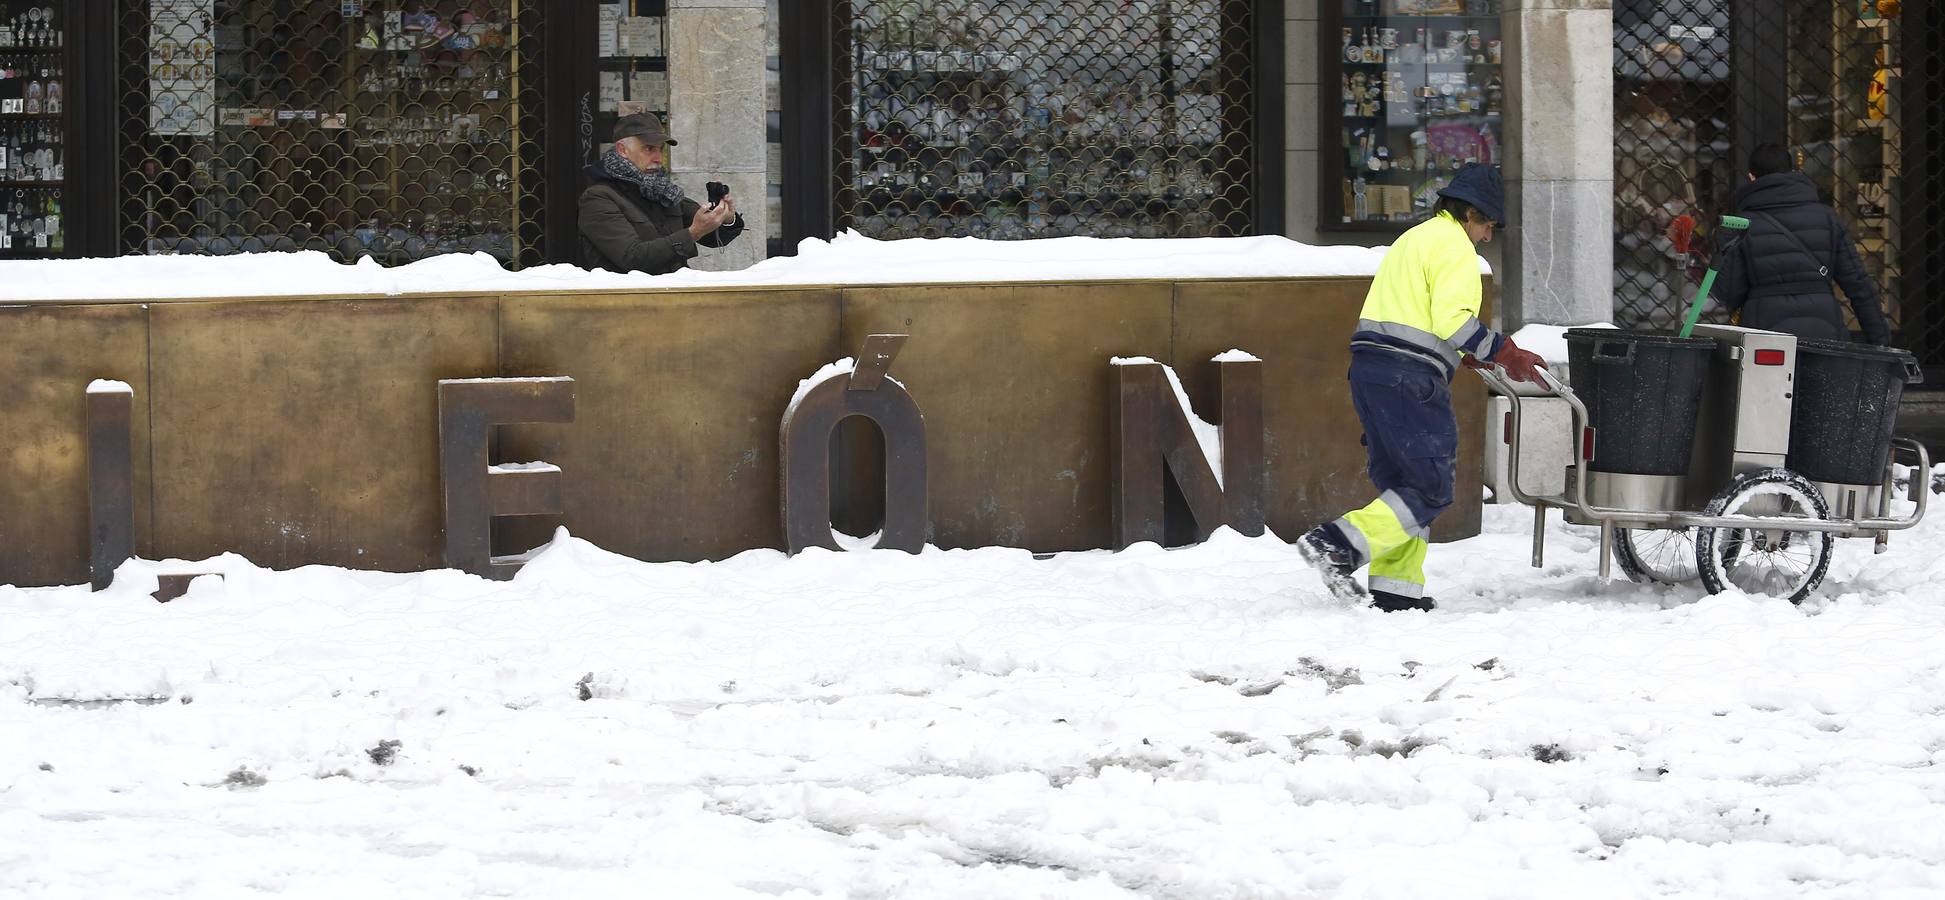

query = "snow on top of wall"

[86,379,133,394]
[3,230,1490,302]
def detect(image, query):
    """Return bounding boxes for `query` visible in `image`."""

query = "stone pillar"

[1284,1,1322,240]
[668,0,769,271]
[1502,0,1613,330]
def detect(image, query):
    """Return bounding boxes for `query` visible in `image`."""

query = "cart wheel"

[1695,468,1833,604]
[1613,527,1702,584]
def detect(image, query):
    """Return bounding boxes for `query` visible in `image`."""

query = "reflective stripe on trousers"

[1330,350,1458,597]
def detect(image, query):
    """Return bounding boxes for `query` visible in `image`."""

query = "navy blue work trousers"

[1347,349,1459,533]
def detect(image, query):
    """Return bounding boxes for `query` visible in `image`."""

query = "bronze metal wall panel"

[840,282,1175,551]
[1172,278,1487,543]
[147,297,499,571]
[0,305,152,587]
[4,278,1490,585]
[495,291,844,562]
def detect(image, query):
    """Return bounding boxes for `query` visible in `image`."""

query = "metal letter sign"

[1110,356,1266,549]
[781,335,927,554]
[88,383,135,590]
[438,377,575,580]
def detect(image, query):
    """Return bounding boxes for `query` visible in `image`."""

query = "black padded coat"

[1712,172,1890,345]
[577,165,743,275]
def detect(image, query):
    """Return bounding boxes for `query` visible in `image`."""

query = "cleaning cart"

[1478,325,1929,602]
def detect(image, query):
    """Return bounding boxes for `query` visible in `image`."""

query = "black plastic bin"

[1565,329,1715,476]
[1788,338,1922,485]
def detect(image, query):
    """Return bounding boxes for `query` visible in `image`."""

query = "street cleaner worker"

[1296,164,1546,612]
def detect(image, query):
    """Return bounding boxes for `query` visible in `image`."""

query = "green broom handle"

[1678,215,1750,338]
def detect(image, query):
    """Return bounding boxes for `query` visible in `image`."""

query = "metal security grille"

[1614,0,1925,362]
[1784,0,1902,335]
[118,1,549,268]
[1904,4,1945,379]
[1613,0,1735,331]
[831,0,1257,241]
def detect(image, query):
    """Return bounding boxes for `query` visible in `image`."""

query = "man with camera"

[578,112,743,275]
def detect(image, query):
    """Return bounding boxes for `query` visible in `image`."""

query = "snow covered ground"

[5,476,1945,899]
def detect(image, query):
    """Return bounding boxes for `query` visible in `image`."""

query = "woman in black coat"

[1712,144,1891,346]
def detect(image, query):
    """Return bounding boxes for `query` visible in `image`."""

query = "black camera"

[706,181,730,209]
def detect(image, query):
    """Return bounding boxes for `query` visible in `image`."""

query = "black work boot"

[1370,591,1436,612]
[1296,525,1366,604]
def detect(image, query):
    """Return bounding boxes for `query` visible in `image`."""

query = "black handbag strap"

[1751,211,1830,278]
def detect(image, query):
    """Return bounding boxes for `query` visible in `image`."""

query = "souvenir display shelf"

[334,2,523,262]
[1320,0,1504,232]
[0,1,67,256]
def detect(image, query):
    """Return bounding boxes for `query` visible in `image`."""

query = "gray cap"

[613,112,676,146]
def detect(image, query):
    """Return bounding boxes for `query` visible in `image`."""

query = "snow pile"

[3,231,1490,302]
[5,472,1945,897]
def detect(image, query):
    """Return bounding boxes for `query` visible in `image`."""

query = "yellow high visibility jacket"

[1350,210,1505,378]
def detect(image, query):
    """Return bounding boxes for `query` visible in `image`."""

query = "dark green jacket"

[577,166,744,275]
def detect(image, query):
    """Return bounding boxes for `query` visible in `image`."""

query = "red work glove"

[1460,356,1491,371]
[1492,337,1547,384]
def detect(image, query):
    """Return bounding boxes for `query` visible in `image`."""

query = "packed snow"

[83,379,133,395]
[5,471,1944,898]
[4,231,1489,302]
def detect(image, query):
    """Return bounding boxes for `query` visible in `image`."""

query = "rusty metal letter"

[1109,356,1266,549]
[88,382,135,591]
[781,335,926,554]
[438,377,575,580]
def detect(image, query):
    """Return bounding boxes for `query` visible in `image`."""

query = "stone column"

[1501,0,1613,330]
[1284,1,1322,240]
[668,0,769,271]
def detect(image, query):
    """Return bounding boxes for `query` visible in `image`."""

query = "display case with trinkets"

[121,1,549,265]
[0,2,68,255]
[338,2,523,262]
[1321,0,1503,231]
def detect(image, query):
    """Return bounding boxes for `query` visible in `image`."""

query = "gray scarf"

[600,147,686,207]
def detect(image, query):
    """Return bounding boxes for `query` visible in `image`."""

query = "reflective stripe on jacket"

[1349,210,1505,379]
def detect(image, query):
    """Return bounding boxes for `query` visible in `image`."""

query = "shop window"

[0,1,71,256]
[1320,1,1506,232]
[119,1,550,267]
[830,0,1259,240]
[1786,0,1904,335]
[1612,0,1734,332]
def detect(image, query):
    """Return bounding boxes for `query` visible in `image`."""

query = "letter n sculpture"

[1110,353,1266,549]
[438,377,575,579]
[780,335,926,553]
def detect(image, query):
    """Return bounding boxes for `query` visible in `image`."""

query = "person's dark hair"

[1434,195,1482,225]
[1749,143,1794,178]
